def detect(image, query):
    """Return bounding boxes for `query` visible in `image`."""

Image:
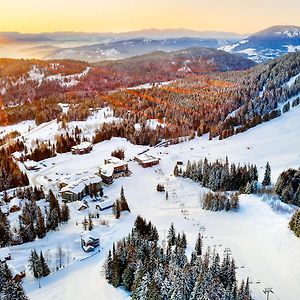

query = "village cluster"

[0,141,161,282]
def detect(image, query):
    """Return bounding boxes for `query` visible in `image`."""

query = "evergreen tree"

[195,232,203,256]
[28,250,42,279]
[88,215,94,231]
[35,206,46,239]
[120,186,130,212]
[167,223,176,247]
[82,217,88,231]
[60,203,70,223]
[0,210,11,247]
[262,162,271,186]
[40,251,50,277]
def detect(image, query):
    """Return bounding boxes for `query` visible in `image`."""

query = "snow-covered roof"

[81,231,99,243]
[9,264,25,277]
[135,154,159,164]
[100,157,127,177]
[82,175,102,185]
[99,164,114,177]
[97,199,114,210]
[60,174,101,194]
[60,179,86,194]
[23,160,40,169]
[0,247,10,261]
[58,171,89,185]
[71,141,92,151]
[9,198,20,209]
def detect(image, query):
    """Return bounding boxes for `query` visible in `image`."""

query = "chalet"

[81,231,100,252]
[71,141,93,155]
[9,264,26,281]
[95,199,114,211]
[9,198,21,213]
[0,248,11,263]
[99,157,129,184]
[60,175,102,202]
[58,171,89,189]
[134,154,160,168]
[23,160,41,171]
[78,202,89,211]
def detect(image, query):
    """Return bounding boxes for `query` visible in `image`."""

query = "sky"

[0,0,300,34]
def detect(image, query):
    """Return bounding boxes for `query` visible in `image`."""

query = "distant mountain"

[220,25,300,62]
[0,29,244,44]
[45,37,236,62]
[0,29,245,60]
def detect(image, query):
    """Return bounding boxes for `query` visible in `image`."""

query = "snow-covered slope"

[220,25,300,63]
[1,103,294,300]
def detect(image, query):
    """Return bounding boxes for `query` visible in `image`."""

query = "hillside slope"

[221,25,300,62]
[18,103,300,300]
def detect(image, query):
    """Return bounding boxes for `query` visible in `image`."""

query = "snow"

[27,66,91,87]
[0,247,10,262]
[219,39,249,52]
[1,102,300,299]
[285,72,300,88]
[237,48,257,56]
[0,120,35,139]
[284,45,300,53]
[127,81,173,90]
[146,118,165,129]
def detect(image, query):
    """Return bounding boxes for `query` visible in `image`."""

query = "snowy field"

[2,104,300,300]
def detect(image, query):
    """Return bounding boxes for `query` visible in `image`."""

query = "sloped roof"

[0,247,10,261]
[71,141,92,151]
[9,198,20,209]
[60,175,101,194]
[81,230,99,243]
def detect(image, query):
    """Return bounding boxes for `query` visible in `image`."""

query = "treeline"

[275,168,300,207]
[104,216,252,300]
[0,189,69,247]
[275,167,300,238]
[203,192,239,211]
[0,148,29,192]
[0,98,63,126]
[0,262,28,300]
[175,158,258,192]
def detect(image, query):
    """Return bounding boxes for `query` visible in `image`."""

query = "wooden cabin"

[81,231,100,252]
[99,157,129,184]
[134,154,160,168]
[71,141,93,155]
[60,175,102,202]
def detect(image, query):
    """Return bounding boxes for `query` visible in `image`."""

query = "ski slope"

[3,104,300,300]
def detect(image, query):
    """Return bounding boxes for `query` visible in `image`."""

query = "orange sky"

[0,0,299,34]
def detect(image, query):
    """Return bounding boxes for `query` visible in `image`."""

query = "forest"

[104,216,252,300]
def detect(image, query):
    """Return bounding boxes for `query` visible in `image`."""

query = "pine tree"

[120,186,130,212]
[35,206,46,239]
[105,250,113,284]
[262,162,271,186]
[113,200,121,219]
[195,232,203,256]
[82,217,88,231]
[28,250,42,279]
[174,165,179,177]
[0,210,11,247]
[167,223,176,247]
[60,203,70,223]
[40,251,50,277]
[88,215,94,231]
